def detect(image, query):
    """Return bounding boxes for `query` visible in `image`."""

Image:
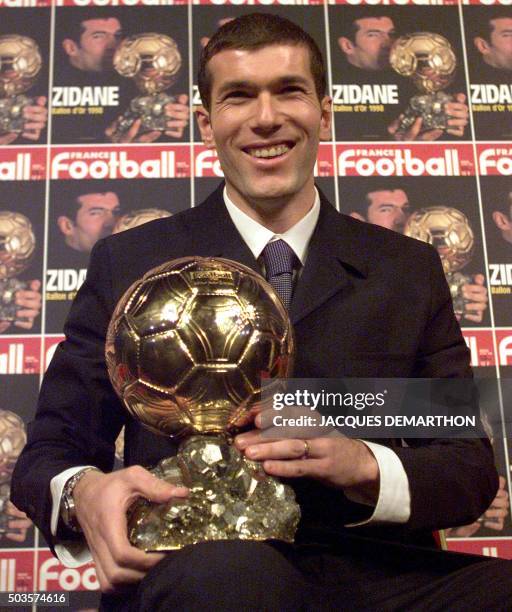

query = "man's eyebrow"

[365,28,395,35]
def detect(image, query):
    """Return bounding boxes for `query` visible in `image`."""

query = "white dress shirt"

[50,188,410,566]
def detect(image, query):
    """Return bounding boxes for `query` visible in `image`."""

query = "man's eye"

[225,91,248,99]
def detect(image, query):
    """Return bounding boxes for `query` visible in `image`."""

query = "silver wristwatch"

[60,467,100,533]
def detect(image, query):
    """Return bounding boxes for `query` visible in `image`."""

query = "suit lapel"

[290,195,369,325]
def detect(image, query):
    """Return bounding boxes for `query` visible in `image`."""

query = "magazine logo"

[55,0,180,6]
[462,330,494,367]
[478,147,512,175]
[0,337,40,374]
[497,331,512,366]
[38,555,98,591]
[0,552,35,592]
[332,84,399,106]
[337,146,469,177]
[330,1,450,5]
[51,147,190,180]
[0,0,47,6]
[193,0,317,5]
[0,151,45,181]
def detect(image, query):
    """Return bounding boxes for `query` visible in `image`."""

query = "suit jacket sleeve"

[393,247,498,533]
[11,239,124,551]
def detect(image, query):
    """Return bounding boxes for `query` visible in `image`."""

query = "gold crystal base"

[127,435,301,551]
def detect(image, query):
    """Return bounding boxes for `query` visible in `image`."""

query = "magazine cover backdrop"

[1,1,512,606]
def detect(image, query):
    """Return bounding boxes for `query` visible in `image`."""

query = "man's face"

[339,17,396,71]
[492,198,512,244]
[62,192,121,252]
[197,44,331,212]
[65,18,122,72]
[363,189,411,233]
[476,18,512,71]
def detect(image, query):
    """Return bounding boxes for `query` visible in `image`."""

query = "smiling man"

[12,13,512,611]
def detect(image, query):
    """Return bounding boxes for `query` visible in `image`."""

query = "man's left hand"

[460,273,488,323]
[3,501,32,543]
[13,279,42,330]
[235,409,380,505]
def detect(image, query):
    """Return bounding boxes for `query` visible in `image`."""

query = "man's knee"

[133,540,307,611]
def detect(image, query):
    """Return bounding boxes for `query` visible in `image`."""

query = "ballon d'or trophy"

[0,410,26,534]
[0,211,36,321]
[404,206,474,316]
[0,35,42,135]
[390,32,457,137]
[112,33,181,139]
[106,257,300,551]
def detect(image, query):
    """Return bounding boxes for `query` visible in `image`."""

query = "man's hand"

[105,94,189,143]
[388,93,468,141]
[4,501,32,543]
[0,97,48,144]
[459,274,488,323]
[235,408,380,505]
[446,475,509,537]
[73,466,188,593]
[13,280,42,330]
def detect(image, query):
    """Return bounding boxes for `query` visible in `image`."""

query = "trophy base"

[127,435,301,552]
[396,91,453,136]
[446,271,471,317]
[0,278,27,321]
[0,95,33,134]
[113,93,176,138]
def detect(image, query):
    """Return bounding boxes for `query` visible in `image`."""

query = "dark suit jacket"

[11,185,498,552]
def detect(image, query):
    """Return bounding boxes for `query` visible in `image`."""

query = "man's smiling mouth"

[245,143,293,159]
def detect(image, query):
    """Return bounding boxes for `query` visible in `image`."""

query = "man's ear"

[338,37,354,56]
[57,215,74,237]
[349,212,366,222]
[319,95,332,142]
[474,36,489,56]
[492,211,512,230]
[196,105,215,148]
[62,38,78,58]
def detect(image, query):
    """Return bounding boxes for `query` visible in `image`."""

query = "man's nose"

[252,93,281,131]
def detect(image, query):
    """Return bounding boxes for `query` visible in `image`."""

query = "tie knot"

[262,239,297,277]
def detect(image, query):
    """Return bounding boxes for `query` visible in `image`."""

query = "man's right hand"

[73,466,189,593]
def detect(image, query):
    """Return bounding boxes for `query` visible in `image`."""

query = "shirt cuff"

[50,467,94,567]
[344,441,411,527]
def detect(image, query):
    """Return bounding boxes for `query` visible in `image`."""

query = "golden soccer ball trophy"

[0,35,42,134]
[0,210,36,321]
[390,32,457,136]
[106,257,300,551]
[112,208,171,234]
[0,410,26,535]
[404,206,474,315]
[112,33,182,138]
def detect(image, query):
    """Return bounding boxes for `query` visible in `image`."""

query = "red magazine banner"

[329,1,457,4]
[50,145,191,180]
[336,144,475,177]
[477,145,512,176]
[0,550,35,591]
[461,1,512,5]
[53,0,185,5]
[0,0,49,6]
[36,550,99,592]
[0,148,46,181]
[0,336,41,375]
[496,329,512,366]
[193,143,334,178]
[191,0,323,4]
[462,329,495,368]
[44,335,64,372]
[446,538,512,560]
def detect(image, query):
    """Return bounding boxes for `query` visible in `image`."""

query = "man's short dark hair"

[337,13,394,44]
[349,183,410,218]
[61,9,119,46]
[198,13,326,111]
[472,10,511,43]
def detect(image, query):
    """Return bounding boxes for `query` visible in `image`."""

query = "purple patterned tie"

[262,239,297,310]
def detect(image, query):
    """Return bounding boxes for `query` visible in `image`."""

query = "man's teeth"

[248,144,290,158]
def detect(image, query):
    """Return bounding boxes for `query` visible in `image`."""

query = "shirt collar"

[223,187,320,265]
